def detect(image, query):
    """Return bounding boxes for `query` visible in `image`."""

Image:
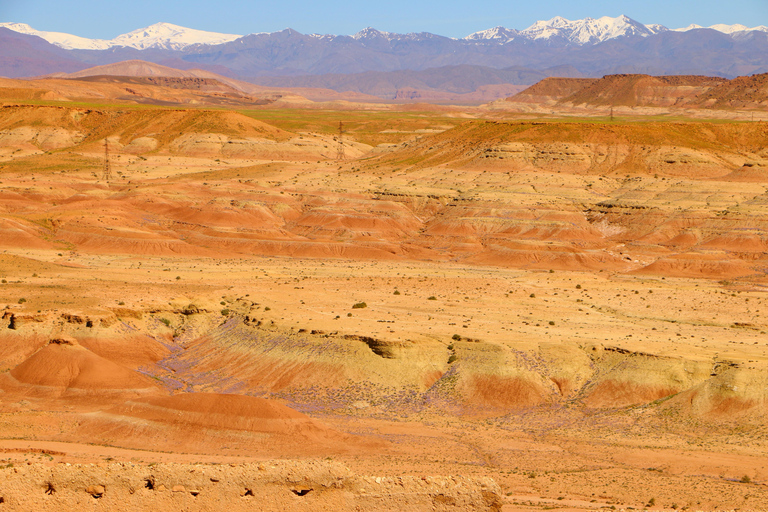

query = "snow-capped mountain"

[108,23,241,50]
[674,23,768,34]
[0,22,241,50]
[465,15,664,45]
[0,22,112,50]
[464,26,520,43]
[520,15,663,45]
[4,16,768,52]
[352,27,395,40]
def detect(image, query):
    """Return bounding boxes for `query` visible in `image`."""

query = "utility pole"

[336,121,345,161]
[102,139,112,182]
[610,107,614,122]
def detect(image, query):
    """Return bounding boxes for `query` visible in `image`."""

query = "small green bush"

[221,309,230,316]
[17,298,26,304]
[447,354,457,364]
[264,307,271,311]
[175,276,181,280]
[393,290,400,295]
[452,334,461,341]
[352,302,367,309]
[427,296,437,300]
[741,475,752,484]
[529,293,535,298]
[159,318,171,327]
[549,321,555,326]
[576,284,582,289]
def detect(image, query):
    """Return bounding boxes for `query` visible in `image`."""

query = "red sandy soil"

[0,91,767,510]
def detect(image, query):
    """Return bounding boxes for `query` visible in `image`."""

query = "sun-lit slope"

[561,74,728,107]
[370,120,768,172]
[2,116,768,277]
[503,74,767,110]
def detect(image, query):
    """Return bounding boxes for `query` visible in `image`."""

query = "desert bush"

[221,309,230,316]
[352,302,367,309]
[159,318,171,327]
[427,296,437,300]
[447,354,457,364]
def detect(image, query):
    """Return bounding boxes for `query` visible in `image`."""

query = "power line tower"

[102,139,112,182]
[336,121,345,161]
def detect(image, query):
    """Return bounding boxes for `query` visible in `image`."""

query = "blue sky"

[1,0,766,39]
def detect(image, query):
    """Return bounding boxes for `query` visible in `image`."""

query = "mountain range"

[1,15,767,100]
[3,16,767,51]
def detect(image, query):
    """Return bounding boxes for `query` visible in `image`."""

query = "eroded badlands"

[0,99,767,511]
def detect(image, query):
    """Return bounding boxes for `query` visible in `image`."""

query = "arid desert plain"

[0,71,767,511]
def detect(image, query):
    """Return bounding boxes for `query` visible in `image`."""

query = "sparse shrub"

[221,309,230,316]
[741,475,752,483]
[549,269,554,273]
[159,318,171,327]
[118,301,125,305]
[175,276,181,280]
[220,301,226,305]
[352,302,367,309]
[447,344,454,351]
[32,273,38,278]
[549,321,555,326]
[576,284,582,289]
[17,298,26,304]
[447,354,457,364]
[1,279,6,284]
[347,313,352,317]
[264,307,271,311]
[393,290,400,295]
[427,296,437,300]
[452,334,461,341]
[648,498,656,506]
[529,293,535,298]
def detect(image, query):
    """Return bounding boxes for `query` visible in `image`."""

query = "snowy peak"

[0,22,111,50]
[520,15,658,45]
[464,26,520,43]
[674,23,768,34]
[110,23,241,50]
[0,22,242,50]
[352,27,394,40]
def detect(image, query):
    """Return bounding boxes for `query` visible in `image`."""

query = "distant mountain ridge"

[2,16,767,51]
[0,22,242,50]
[0,15,767,98]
